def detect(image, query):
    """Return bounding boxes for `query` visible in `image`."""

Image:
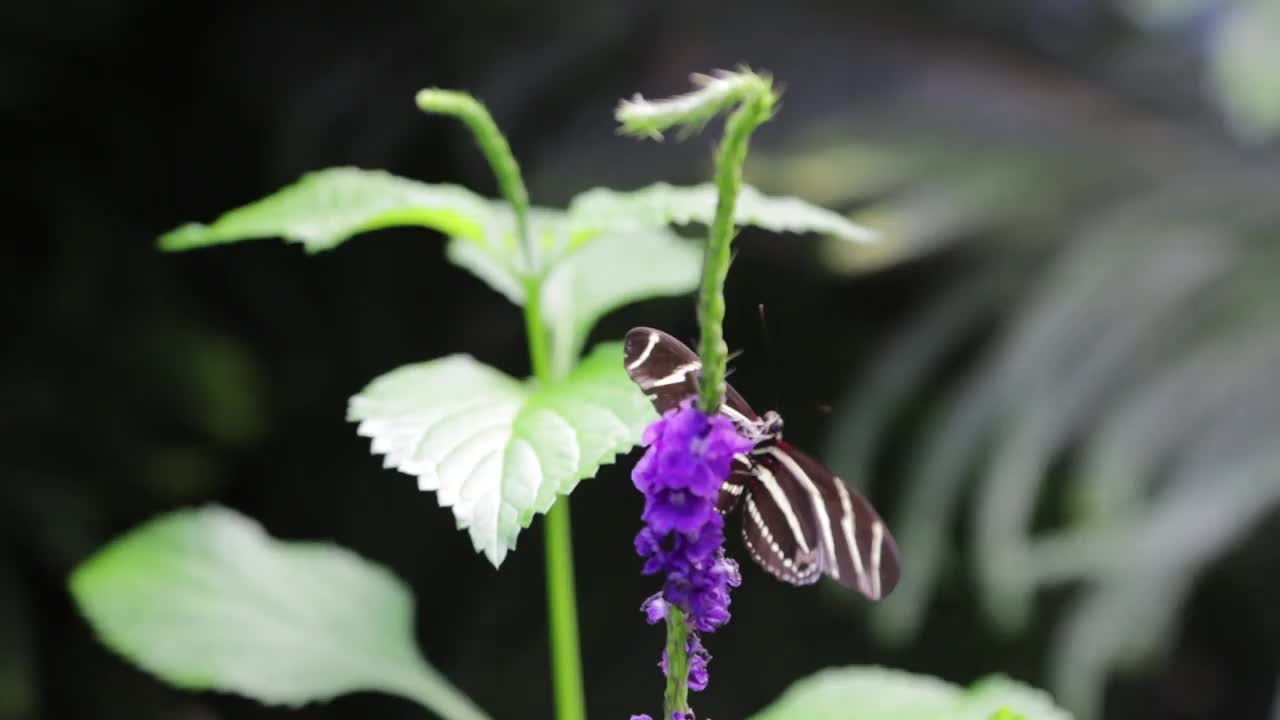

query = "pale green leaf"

[68,505,489,720]
[750,666,1072,720]
[445,237,527,305]
[160,167,502,252]
[541,228,702,376]
[959,676,1074,720]
[1210,0,1280,144]
[158,167,535,304]
[443,206,578,306]
[751,666,958,719]
[567,182,877,244]
[347,342,656,567]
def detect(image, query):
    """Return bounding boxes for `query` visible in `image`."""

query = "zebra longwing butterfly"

[624,327,900,600]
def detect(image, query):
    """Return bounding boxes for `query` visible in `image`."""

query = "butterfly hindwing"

[717,463,752,515]
[740,453,823,585]
[754,442,900,600]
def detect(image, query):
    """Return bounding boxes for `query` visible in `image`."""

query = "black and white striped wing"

[744,442,900,600]
[739,453,824,585]
[624,327,759,514]
[623,327,758,424]
[623,325,900,601]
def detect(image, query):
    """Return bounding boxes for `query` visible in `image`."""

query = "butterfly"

[624,326,900,600]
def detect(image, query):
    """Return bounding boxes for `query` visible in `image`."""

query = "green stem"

[531,277,586,720]
[524,278,554,382]
[696,89,775,413]
[418,87,584,720]
[663,608,691,718]
[545,498,587,720]
[415,88,535,270]
[617,68,779,719]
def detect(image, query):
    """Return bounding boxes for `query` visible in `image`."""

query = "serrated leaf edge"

[350,344,654,568]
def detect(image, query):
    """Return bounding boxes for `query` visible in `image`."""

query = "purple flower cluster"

[631,399,755,715]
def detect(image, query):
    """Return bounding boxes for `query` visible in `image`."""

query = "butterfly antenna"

[758,303,781,413]
[725,347,744,379]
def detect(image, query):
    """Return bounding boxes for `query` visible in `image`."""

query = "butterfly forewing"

[624,327,758,424]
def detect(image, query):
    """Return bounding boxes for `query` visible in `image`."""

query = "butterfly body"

[623,326,900,601]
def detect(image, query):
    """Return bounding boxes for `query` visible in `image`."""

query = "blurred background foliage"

[6,1,1280,719]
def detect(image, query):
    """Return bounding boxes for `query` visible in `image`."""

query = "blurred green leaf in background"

[69,505,489,720]
[750,666,1072,720]
[751,82,1280,720]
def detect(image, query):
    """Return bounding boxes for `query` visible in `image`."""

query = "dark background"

[6,1,1279,719]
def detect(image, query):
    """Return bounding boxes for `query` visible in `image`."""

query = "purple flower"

[641,593,667,625]
[636,516,727,577]
[632,400,747,499]
[660,633,711,691]
[632,399,755,708]
[688,633,710,691]
[643,487,715,534]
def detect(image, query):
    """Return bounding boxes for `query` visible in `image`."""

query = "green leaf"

[347,341,657,567]
[160,167,498,252]
[959,676,1073,720]
[445,237,527,305]
[158,167,535,303]
[68,505,489,720]
[749,666,1073,720]
[443,207,575,306]
[541,227,702,376]
[751,666,958,719]
[566,181,876,244]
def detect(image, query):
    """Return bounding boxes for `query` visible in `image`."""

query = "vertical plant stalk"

[617,69,778,720]
[415,89,535,272]
[695,89,776,413]
[663,608,692,713]
[417,88,586,720]
[535,284,585,720]
[544,499,586,720]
